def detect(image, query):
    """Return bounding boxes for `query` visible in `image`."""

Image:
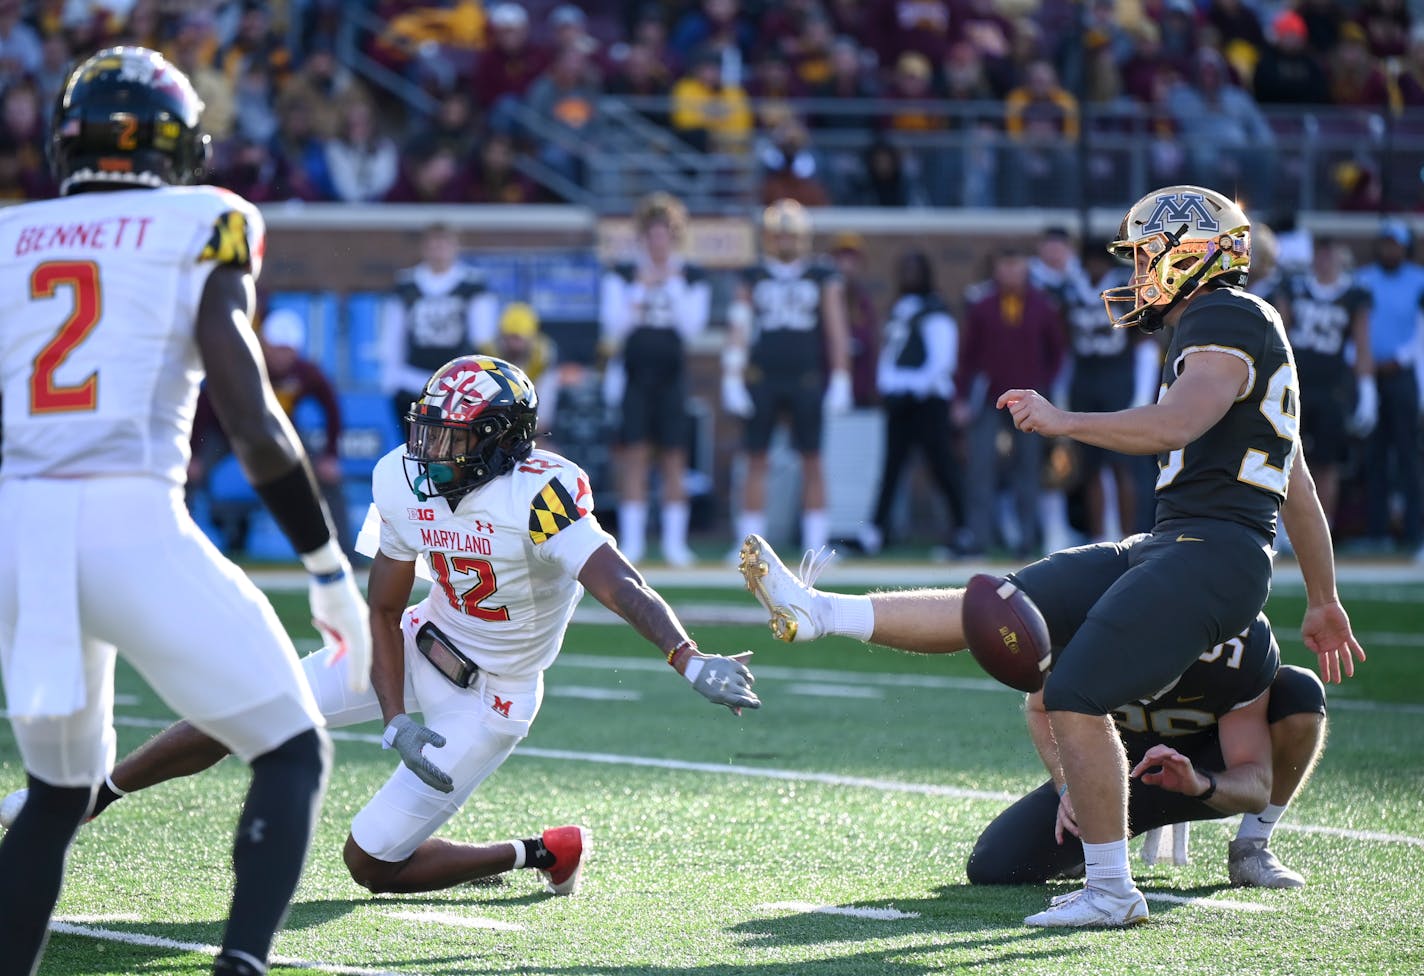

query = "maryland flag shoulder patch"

[528,475,591,544]
[199,210,252,269]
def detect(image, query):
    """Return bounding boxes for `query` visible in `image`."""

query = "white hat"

[490,3,529,28]
[261,308,306,350]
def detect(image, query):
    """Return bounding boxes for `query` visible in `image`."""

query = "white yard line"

[53,913,142,923]
[546,685,642,702]
[47,921,416,975]
[786,682,885,699]
[383,909,522,931]
[1142,892,1276,913]
[759,901,920,920]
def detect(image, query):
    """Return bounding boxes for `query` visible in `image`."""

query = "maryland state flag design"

[529,475,591,544]
[199,210,252,269]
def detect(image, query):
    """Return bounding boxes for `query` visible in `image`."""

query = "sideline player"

[6,356,759,898]
[0,48,368,976]
[722,199,853,556]
[968,615,1326,889]
[740,185,1363,928]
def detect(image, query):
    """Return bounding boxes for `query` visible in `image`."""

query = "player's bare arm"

[997,349,1248,454]
[1282,452,1366,683]
[579,544,760,713]
[1130,692,1272,814]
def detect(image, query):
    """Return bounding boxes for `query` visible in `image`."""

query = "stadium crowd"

[3,1,1424,208]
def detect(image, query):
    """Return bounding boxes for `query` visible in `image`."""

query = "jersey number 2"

[29,260,102,414]
[429,552,510,622]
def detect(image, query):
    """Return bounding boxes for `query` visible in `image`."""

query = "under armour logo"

[471,520,495,535]
[1139,192,1220,234]
[245,817,267,845]
[492,696,512,717]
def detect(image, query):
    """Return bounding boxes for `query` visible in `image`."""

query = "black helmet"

[51,46,211,196]
[404,356,540,504]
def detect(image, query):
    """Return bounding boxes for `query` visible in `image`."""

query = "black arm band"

[1196,769,1218,803]
[253,462,334,556]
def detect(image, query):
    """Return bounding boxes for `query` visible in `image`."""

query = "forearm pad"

[253,462,335,556]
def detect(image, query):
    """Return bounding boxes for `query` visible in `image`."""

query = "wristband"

[1196,769,1217,802]
[301,538,347,582]
[665,638,698,666]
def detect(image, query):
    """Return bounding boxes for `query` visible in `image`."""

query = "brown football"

[963,574,1053,693]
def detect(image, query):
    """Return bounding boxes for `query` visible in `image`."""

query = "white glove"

[823,369,853,414]
[601,359,626,411]
[303,540,371,694]
[1348,375,1378,437]
[721,372,755,418]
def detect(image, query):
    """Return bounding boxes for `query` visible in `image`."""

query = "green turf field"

[4,580,1423,975]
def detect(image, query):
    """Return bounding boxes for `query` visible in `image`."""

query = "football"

[962,574,1053,693]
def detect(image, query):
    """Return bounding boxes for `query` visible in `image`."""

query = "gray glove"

[682,651,760,713]
[382,713,453,793]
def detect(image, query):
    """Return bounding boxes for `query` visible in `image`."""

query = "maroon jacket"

[955,284,1066,407]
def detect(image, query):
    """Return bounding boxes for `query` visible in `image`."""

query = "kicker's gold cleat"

[737,534,826,643]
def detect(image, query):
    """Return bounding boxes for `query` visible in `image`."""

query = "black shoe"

[213,954,264,976]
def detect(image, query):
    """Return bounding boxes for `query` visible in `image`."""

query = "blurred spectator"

[1268,238,1375,529]
[791,12,836,89]
[323,95,399,202]
[814,36,877,112]
[758,114,828,206]
[606,40,673,116]
[467,132,540,203]
[846,139,926,207]
[0,132,49,200]
[32,32,70,111]
[283,42,360,109]
[170,13,236,140]
[627,6,678,76]
[862,251,965,556]
[1253,9,1331,106]
[0,0,42,87]
[1356,0,1411,60]
[1298,0,1345,56]
[958,0,1018,96]
[1167,48,1275,210]
[599,193,710,565]
[1157,0,1203,73]
[747,55,799,129]
[483,301,561,438]
[380,223,498,426]
[670,0,754,64]
[1354,221,1424,551]
[953,247,1066,556]
[670,51,752,153]
[410,89,481,164]
[1208,0,1267,61]
[386,139,467,203]
[233,62,280,145]
[473,3,549,113]
[269,94,333,200]
[376,0,486,87]
[1329,23,1392,108]
[883,52,943,133]
[525,46,601,190]
[869,0,953,69]
[1004,60,1079,208]
[221,1,292,87]
[829,233,879,407]
[825,0,869,45]
[550,4,601,69]
[1120,21,1170,104]
[1396,27,1424,107]
[1061,0,1130,104]
[221,138,286,203]
[759,0,819,58]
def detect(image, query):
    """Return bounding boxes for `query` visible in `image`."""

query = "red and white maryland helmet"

[1101,185,1251,332]
[403,356,539,502]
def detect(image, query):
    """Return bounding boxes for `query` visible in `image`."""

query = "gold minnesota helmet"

[1101,185,1251,331]
[761,198,812,256]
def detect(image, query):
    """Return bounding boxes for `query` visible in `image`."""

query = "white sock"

[660,501,690,553]
[736,510,767,542]
[1236,802,1289,843]
[802,509,830,553]
[619,501,647,562]
[508,840,526,869]
[1082,838,1133,895]
[105,772,127,797]
[823,592,875,641]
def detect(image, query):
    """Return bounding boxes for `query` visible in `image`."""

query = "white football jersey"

[0,185,264,482]
[373,446,615,677]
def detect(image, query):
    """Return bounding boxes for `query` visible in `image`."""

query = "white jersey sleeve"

[0,185,265,482]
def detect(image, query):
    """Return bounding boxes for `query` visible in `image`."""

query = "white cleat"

[1228,838,1304,889]
[1026,885,1149,928]
[661,544,697,568]
[0,788,27,830]
[737,535,831,643]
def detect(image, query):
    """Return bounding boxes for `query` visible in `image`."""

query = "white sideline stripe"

[384,909,522,931]
[1143,893,1276,913]
[759,901,920,920]
[59,716,1424,850]
[546,685,642,702]
[113,693,142,706]
[47,921,414,975]
[787,682,884,699]
[54,913,141,923]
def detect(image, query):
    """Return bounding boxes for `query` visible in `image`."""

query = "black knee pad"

[250,726,332,781]
[1267,665,1327,724]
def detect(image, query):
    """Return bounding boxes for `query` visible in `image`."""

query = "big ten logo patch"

[409,507,436,521]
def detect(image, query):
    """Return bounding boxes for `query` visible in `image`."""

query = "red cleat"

[538,825,590,895]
